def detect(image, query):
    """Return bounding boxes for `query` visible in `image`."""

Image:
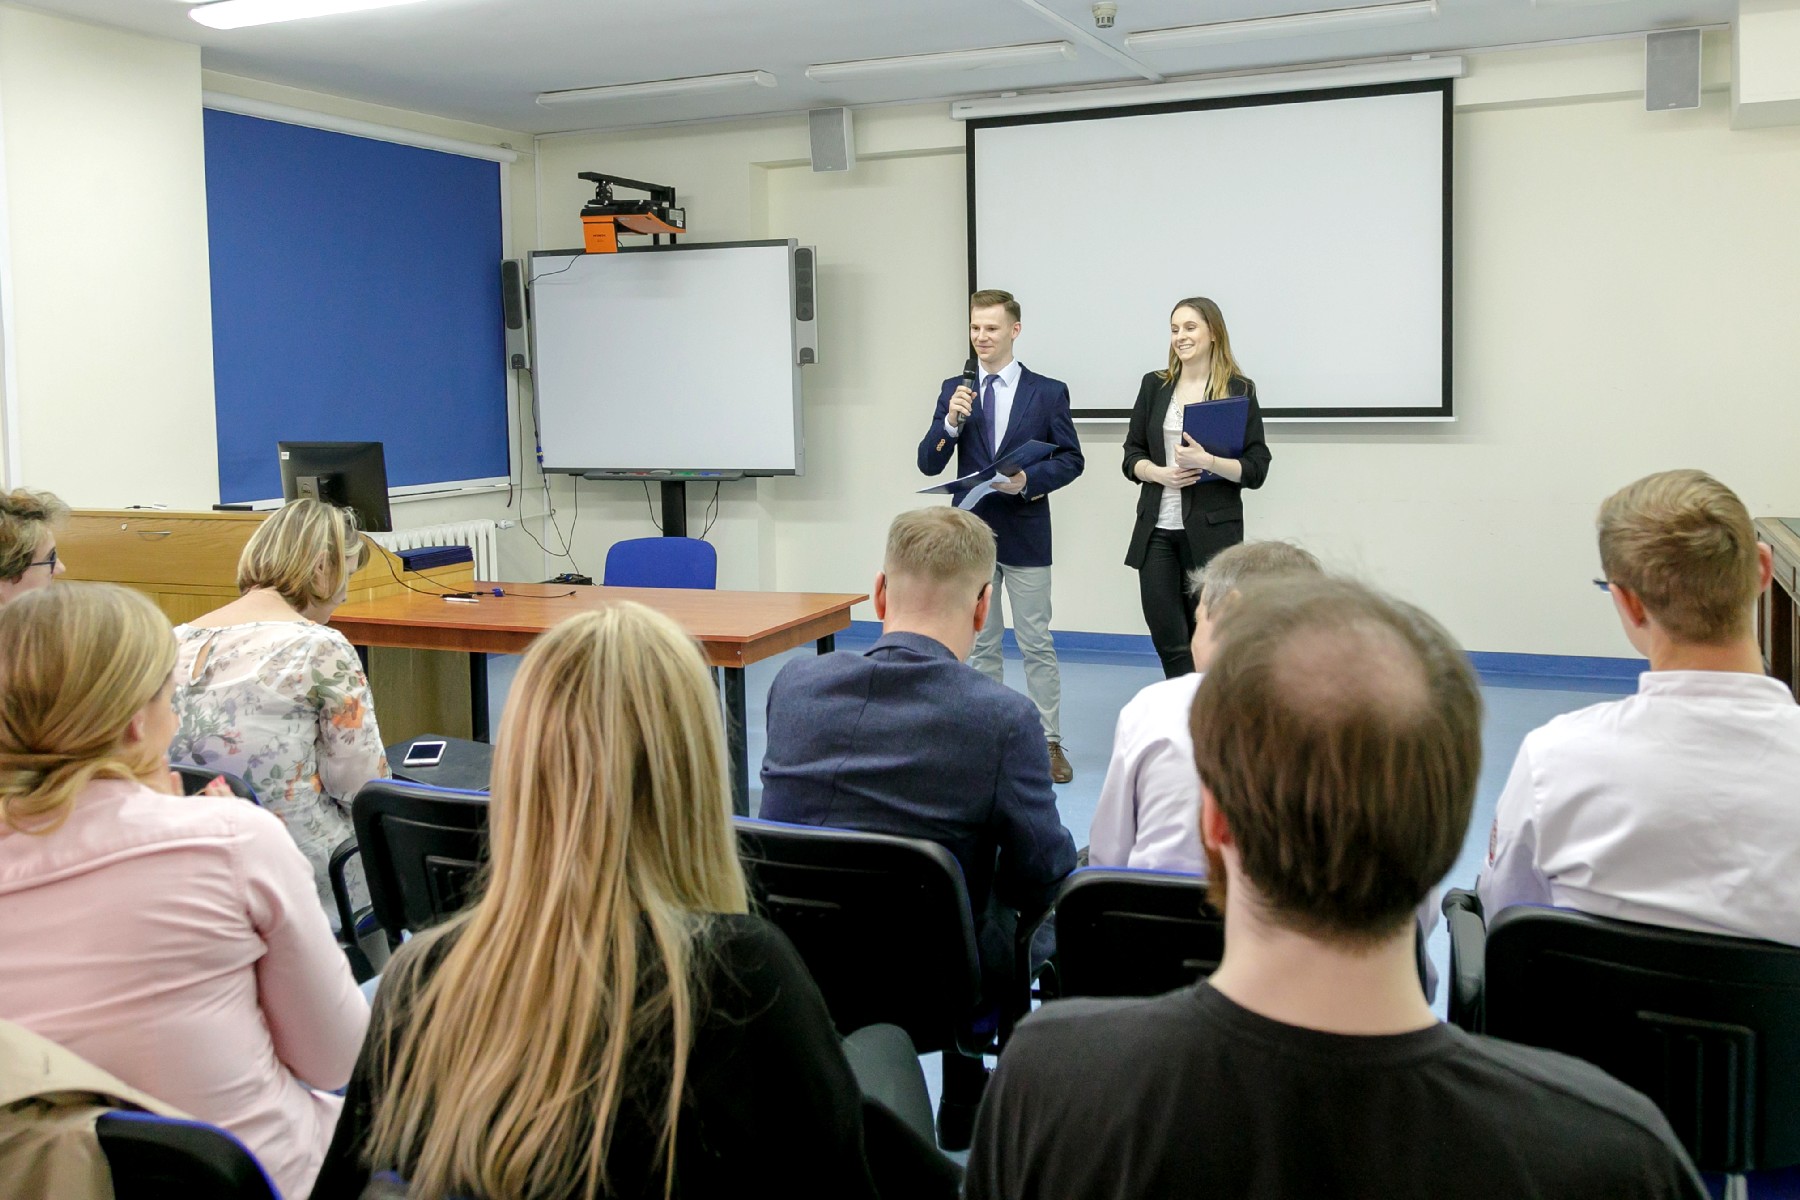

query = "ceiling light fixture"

[536,71,778,107]
[805,41,1078,83]
[188,0,431,30]
[1124,0,1439,51]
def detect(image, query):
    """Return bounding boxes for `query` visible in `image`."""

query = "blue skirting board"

[835,621,1646,688]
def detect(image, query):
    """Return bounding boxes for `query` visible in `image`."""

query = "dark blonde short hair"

[884,507,996,598]
[1597,470,1760,645]
[1190,540,1324,619]
[1191,578,1481,943]
[237,499,366,613]
[970,289,1021,323]
[0,489,69,581]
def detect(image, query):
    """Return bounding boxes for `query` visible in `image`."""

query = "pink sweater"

[0,778,369,1197]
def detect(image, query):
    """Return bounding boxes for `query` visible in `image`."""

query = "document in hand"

[917,440,1058,511]
[1181,397,1249,482]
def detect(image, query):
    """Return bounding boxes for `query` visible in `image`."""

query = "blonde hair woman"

[170,498,390,918]
[0,583,368,1199]
[1121,297,1274,678]
[313,603,955,1200]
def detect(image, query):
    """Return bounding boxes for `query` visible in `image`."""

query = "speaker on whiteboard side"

[500,258,530,370]
[794,246,819,366]
[808,108,855,173]
[1645,29,1701,112]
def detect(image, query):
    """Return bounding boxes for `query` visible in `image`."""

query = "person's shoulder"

[1020,365,1069,392]
[1522,694,1630,755]
[1451,1030,1694,1156]
[1009,990,1198,1063]
[771,647,862,694]
[1124,672,1202,720]
[697,913,814,1006]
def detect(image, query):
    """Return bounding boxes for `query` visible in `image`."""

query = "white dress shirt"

[945,359,1022,449]
[1089,673,1206,874]
[1479,670,1800,945]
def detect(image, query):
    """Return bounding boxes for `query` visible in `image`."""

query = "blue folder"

[918,439,1057,496]
[1181,397,1249,482]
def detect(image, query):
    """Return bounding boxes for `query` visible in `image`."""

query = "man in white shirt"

[1479,469,1800,944]
[1089,540,1322,872]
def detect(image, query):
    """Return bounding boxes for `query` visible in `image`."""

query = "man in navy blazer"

[917,289,1084,783]
[760,506,1078,1147]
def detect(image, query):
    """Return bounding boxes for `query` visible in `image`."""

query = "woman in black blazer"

[1121,297,1273,677]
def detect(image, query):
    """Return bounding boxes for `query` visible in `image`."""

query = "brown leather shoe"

[1048,740,1074,784]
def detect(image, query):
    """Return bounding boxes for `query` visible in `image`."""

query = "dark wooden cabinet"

[1754,518,1800,700]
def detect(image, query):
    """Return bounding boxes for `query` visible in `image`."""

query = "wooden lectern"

[60,510,476,742]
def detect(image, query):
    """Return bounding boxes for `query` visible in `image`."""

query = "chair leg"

[1723,1174,1747,1200]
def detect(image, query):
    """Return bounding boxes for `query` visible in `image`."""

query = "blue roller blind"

[203,110,508,503]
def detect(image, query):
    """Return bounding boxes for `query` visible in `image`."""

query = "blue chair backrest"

[603,536,718,590]
[96,1111,279,1200]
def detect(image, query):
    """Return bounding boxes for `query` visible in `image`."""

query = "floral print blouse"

[170,620,390,918]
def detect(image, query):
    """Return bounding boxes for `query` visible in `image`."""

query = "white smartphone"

[402,739,448,768]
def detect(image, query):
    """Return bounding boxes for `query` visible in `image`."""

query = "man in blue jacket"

[918,290,1084,783]
[760,506,1078,1149]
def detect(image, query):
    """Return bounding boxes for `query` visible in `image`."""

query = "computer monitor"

[277,441,393,533]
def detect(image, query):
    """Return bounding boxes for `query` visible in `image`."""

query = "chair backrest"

[96,1111,279,1200]
[1484,906,1800,1175]
[733,818,985,1055]
[169,763,258,804]
[603,536,718,590]
[1052,868,1223,999]
[352,779,491,944]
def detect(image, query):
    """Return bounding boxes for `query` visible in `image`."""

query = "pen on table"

[442,596,479,604]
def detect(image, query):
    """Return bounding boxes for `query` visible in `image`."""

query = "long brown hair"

[366,603,749,1199]
[1158,296,1243,400]
[0,583,176,834]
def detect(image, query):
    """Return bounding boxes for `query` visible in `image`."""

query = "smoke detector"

[1092,2,1117,28]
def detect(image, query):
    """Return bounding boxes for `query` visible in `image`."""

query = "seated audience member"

[0,488,69,604]
[314,604,956,1200]
[1480,469,1799,940]
[967,579,1706,1200]
[759,507,1078,1146]
[0,583,368,1199]
[1089,540,1322,871]
[170,498,390,915]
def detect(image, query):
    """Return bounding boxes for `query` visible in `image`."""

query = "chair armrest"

[1442,888,1486,1032]
[327,837,362,946]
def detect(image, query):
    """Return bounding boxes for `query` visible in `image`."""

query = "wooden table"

[1755,518,1800,700]
[330,584,866,813]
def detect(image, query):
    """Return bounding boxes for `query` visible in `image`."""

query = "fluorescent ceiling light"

[1124,0,1439,51]
[806,42,1077,83]
[189,0,430,29]
[537,70,778,107]
[951,56,1463,119]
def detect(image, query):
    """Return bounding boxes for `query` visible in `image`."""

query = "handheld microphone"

[961,355,978,391]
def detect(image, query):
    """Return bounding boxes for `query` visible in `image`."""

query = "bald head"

[1191,577,1482,942]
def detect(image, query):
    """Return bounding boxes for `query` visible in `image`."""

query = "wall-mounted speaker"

[1646,29,1702,112]
[501,258,530,370]
[794,246,819,365]
[808,108,856,174]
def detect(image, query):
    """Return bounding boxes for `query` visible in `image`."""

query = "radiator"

[369,519,499,581]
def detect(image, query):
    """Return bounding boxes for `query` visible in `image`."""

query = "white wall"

[532,36,1800,657]
[0,8,217,507]
[5,20,1797,656]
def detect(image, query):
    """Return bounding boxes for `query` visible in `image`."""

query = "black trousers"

[1138,528,1198,678]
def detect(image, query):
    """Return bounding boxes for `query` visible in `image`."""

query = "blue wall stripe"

[203,111,508,502]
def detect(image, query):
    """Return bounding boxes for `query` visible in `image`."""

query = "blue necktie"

[981,374,998,449]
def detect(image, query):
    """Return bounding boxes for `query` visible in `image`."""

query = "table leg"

[816,634,836,654]
[723,666,748,816]
[469,651,490,744]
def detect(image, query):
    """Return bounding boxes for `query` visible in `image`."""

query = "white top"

[1157,398,1187,530]
[945,359,1022,450]
[1089,673,1206,874]
[1479,670,1800,945]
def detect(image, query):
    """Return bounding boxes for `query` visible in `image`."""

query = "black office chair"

[1050,868,1224,998]
[732,818,1032,1058]
[96,1111,279,1200]
[337,779,491,952]
[1446,893,1800,1197]
[1053,867,1435,1000]
[169,764,258,804]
